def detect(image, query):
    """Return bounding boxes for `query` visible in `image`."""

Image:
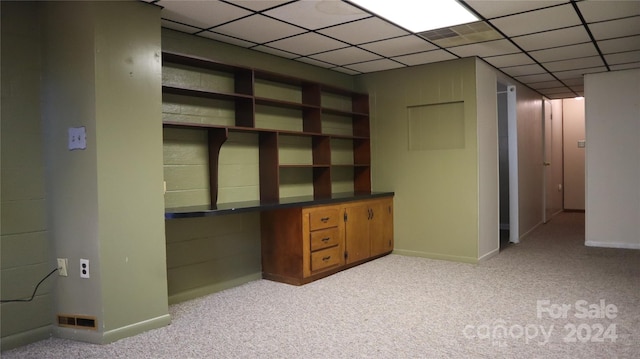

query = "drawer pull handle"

[321,217,330,222]
[322,256,331,262]
[321,237,330,242]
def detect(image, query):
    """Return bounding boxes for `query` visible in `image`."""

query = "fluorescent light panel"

[349,0,478,33]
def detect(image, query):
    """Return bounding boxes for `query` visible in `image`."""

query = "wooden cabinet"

[161,51,372,213]
[261,196,393,285]
[345,197,394,263]
[371,198,394,256]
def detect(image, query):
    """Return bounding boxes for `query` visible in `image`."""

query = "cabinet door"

[370,198,394,256]
[345,205,370,264]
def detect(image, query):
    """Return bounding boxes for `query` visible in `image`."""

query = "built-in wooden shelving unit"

[162,51,375,217]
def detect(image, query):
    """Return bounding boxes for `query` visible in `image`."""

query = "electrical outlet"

[80,258,90,278]
[57,258,68,277]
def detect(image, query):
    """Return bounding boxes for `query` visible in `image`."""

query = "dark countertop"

[165,191,394,219]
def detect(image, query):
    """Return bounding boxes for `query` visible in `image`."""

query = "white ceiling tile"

[332,67,362,75]
[553,66,607,79]
[264,1,370,30]
[267,33,347,56]
[561,78,585,87]
[543,91,578,99]
[610,63,640,71]
[212,14,306,44]
[345,59,405,73]
[392,50,458,66]
[295,57,335,68]
[448,39,520,57]
[489,4,581,37]
[198,31,256,48]
[225,0,291,12]
[515,73,556,82]
[159,0,252,29]
[605,50,640,65]
[529,42,598,63]
[500,63,546,77]
[538,86,572,95]
[577,1,640,23]
[464,1,565,19]
[598,35,640,54]
[251,45,299,59]
[310,46,381,66]
[588,16,640,40]
[527,80,565,89]
[483,52,535,67]
[318,17,408,45]
[359,36,437,57]
[513,26,591,51]
[161,19,201,33]
[544,56,605,72]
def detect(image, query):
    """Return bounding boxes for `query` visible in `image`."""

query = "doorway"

[498,83,519,250]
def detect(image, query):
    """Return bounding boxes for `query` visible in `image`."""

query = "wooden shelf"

[162,51,372,214]
[162,85,253,102]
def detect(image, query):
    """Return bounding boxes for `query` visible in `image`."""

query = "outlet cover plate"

[57,258,68,277]
[68,127,87,150]
[80,258,90,278]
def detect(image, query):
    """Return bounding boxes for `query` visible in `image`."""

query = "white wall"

[476,59,500,261]
[516,87,545,238]
[585,69,640,249]
[563,98,586,210]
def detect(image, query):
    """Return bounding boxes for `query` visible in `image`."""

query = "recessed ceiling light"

[349,0,478,33]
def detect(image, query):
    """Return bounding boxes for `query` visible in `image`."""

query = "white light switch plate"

[68,126,87,150]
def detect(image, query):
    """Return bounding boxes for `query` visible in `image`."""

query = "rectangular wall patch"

[408,101,465,151]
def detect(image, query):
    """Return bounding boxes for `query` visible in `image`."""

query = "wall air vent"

[58,314,97,330]
[418,21,502,47]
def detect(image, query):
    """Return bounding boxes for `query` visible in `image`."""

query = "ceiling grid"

[148,0,640,99]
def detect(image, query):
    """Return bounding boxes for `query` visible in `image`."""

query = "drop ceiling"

[145,0,640,99]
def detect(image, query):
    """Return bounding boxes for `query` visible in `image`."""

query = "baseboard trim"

[392,249,477,264]
[168,272,263,305]
[518,221,543,242]
[1,325,52,352]
[102,314,171,344]
[478,247,500,262]
[585,241,640,250]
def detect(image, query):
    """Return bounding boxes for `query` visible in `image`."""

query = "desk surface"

[165,192,394,219]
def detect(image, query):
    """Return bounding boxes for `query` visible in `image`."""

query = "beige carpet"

[3,212,639,358]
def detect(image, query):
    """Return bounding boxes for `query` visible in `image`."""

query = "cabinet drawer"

[309,208,339,230]
[310,228,340,252]
[311,246,342,272]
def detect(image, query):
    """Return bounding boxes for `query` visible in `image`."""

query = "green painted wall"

[0,2,52,350]
[41,1,169,344]
[161,29,357,302]
[1,2,527,349]
[357,58,482,263]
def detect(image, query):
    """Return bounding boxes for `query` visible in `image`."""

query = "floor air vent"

[58,314,97,330]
